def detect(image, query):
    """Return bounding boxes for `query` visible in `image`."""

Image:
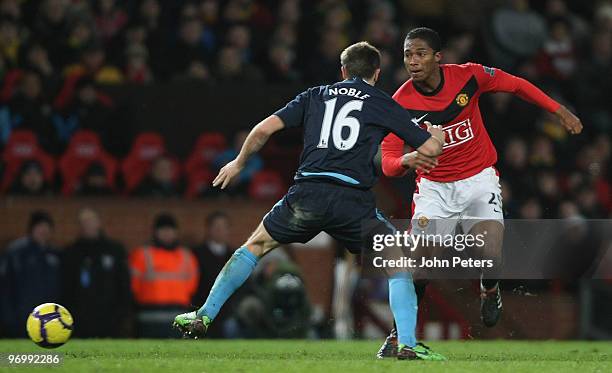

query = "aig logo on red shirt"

[442,119,474,149]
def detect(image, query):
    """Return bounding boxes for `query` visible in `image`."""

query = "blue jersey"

[274,77,431,189]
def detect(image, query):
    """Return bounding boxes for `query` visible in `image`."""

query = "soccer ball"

[26,303,74,348]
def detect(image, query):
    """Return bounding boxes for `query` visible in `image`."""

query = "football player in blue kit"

[174,41,446,360]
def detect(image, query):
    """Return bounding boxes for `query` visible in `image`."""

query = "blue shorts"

[262,181,395,254]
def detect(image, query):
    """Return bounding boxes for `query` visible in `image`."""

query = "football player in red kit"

[376,27,582,358]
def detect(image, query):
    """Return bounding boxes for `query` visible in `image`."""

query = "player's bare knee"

[243,223,279,257]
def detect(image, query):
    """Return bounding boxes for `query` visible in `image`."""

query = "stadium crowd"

[0,0,610,340]
[0,0,609,219]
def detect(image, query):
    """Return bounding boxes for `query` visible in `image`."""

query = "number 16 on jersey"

[317,98,363,151]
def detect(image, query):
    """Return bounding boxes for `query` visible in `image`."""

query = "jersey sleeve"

[273,89,310,128]
[468,63,561,113]
[381,99,431,149]
[381,133,408,177]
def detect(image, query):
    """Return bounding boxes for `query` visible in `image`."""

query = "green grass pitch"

[1,340,611,372]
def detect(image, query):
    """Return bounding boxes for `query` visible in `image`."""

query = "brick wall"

[0,196,336,314]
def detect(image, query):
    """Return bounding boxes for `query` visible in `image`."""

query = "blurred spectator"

[129,213,199,338]
[94,0,128,45]
[138,0,161,32]
[0,0,21,21]
[487,0,547,70]
[536,17,576,81]
[499,138,533,202]
[266,44,300,83]
[172,17,209,76]
[216,45,263,82]
[272,21,297,49]
[200,0,220,28]
[0,211,61,337]
[223,0,257,24]
[8,160,52,196]
[572,31,612,133]
[225,24,252,63]
[136,0,167,77]
[62,208,133,338]
[519,198,543,219]
[558,200,582,219]
[535,171,561,218]
[192,211,233,337]
[133,155,181,197]
[22,43,55,82]
[77,162,115,196]
[0,18,21,67]
[63,43,124,84]
[60,19,95,68]
[530,136,556,168]
[306,29,345,84]
[213,130,263,195]
[361,5,398,50]
[53,77,114,146]
[33,0,70,68]
[575,185,607,218]
[1,71,56,152]
[594,2,612,32]
[545,0,590,42]
[124,43,152,83]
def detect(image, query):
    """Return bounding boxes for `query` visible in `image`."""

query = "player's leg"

[378,278,429,358]
[378,178,458,358]
[175,185,320,337]
[174,221,279,337]
[467,219,504,327]
[197,221,279,317]
[378,235,446,361]
[328,192,446,361]
[460,167,505,327]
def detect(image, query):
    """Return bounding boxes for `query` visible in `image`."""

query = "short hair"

[340,41,381,80]
[206,211,229,227]
[405,27,442,52]
[28,210,54,231]
[154,212,178,230]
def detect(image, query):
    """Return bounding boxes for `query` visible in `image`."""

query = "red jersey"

[381,63,561,182]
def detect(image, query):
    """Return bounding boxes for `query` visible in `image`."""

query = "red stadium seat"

[1,130,55,192]
[185,132,227,176]
[121,132,180,193]
[122,132,166,192]
[248,170,285,200]
[184,169,215,199]
[59,130,118,195]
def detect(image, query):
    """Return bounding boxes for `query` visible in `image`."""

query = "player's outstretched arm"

[470,63,583,135]
[213,115,285,189]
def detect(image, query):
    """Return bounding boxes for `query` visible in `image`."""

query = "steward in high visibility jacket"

[129,213,199,337]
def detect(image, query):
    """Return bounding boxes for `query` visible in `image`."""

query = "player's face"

[403,38,440,82]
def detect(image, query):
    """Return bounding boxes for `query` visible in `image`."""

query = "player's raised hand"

[212,159,244,189]
[555,105,583,135]
[401,151,438,174]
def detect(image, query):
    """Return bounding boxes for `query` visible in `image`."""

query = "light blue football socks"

[197,246,259,320]
[389,272,418,347]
